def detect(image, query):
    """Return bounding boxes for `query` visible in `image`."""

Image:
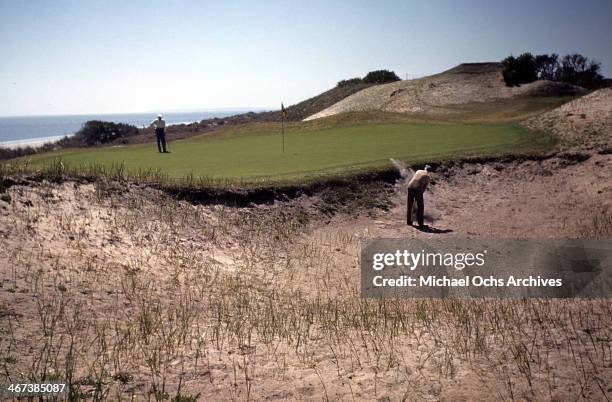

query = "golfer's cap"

[424,164,432,171]
[157,114,163,118]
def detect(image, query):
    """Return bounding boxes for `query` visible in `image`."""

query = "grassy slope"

[27,120,550,181]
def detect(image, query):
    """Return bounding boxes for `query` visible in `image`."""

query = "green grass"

[26,121,552,182]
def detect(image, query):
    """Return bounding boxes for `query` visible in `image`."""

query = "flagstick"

[282,111,285,154]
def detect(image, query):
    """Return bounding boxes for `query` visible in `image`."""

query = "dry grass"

[525,88,612,150]
[579,207,612,238]
[0,178,611,401]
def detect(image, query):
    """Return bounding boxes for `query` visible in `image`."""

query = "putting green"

[28,122,547,180]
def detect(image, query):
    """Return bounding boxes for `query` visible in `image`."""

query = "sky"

[1,0,611,116]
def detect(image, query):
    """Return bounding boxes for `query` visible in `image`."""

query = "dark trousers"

[407,188,424,226]
[155,127,167,153]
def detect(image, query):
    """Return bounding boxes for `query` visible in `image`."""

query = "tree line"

[502,53,605,88]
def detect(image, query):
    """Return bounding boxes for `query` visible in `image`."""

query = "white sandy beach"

[0,134,70,149]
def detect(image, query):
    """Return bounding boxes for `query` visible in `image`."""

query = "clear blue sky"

[1,0,611,116]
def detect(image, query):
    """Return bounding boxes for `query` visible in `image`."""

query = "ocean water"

[0,110,256,148]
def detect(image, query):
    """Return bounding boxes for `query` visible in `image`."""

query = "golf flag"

[281,102,286,153]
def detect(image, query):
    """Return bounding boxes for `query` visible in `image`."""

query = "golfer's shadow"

[414,225,453,234]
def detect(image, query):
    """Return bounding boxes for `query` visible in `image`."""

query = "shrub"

[72,120,139,146]
[0,145,38,160]
[337,77,363,87]
[362,70,400,84]
[171,394,201,402]
[336,70,399,88]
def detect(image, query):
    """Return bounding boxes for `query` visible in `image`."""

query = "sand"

[1,149,610,400]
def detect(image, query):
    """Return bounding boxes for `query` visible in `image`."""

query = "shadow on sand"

[413,225,453,234]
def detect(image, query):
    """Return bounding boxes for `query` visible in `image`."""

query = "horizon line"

[0,107,274,119]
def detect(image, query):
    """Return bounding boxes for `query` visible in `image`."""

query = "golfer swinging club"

[407,164,432,227]
[149,114,168,153]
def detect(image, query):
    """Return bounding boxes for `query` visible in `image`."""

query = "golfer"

[407,164,432,227]
[149,114,168,153]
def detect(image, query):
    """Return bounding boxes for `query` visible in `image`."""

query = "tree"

[501,53,537,86]
[556,54,603,88]
[535,53,559,80]
[502,52,605,89]
[362,70,400,84]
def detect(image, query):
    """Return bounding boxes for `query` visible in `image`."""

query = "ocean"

[0,110,256,148]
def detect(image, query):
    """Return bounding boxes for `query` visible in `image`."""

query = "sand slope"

[525,88,612,149]
[1,151,611,400]
[305,63,584,120]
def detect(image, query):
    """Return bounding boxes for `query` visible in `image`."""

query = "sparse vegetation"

[579,207,612,237]
[1,168,610,400]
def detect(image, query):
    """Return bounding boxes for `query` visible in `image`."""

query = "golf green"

[29,122,545,180]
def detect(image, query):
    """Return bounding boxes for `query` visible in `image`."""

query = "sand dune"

[525,87,612,149]
[305,63,584,120]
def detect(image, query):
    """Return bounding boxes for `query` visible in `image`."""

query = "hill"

[304,63,585,120]
[199,80,375,124]
[118,81,375,145]
[256,82,375,121]
[525,87,612,150]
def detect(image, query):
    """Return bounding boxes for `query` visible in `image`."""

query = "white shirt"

[150,119,166,129]
[407,170,430,192]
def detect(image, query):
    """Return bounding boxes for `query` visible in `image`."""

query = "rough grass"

[1,181,610,400]
[24,120,553,182]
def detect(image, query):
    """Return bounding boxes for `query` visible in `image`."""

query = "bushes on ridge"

[337,70,401,87]
[502,52,604,88]
[363,70,401,84]
[337,77,363,87]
